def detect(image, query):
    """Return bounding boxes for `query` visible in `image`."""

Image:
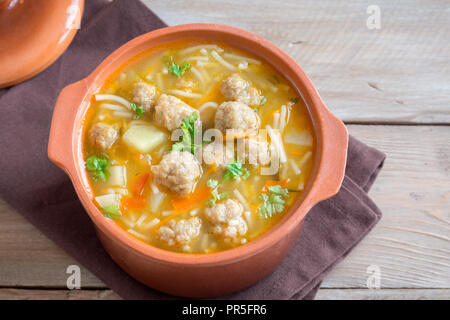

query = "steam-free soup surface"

[83,41,315,253]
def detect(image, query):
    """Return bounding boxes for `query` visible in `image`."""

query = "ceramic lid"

[0,0,84,88]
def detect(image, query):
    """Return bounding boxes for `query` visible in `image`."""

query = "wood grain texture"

[0,288,447,300]
[315,289,450,300]
[148,0,450,124]
[0,125,448,292]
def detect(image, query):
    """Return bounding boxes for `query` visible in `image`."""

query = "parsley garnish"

[290,98,299,104]
[163,56,191,77]
[131,103,145,118]
[170,112,200,154]
[86,155,110,182]
[258,185,289,219]
[102,203,121,220]
[206,179,229,207]
[223,161,250,182]
[260,96,267,106]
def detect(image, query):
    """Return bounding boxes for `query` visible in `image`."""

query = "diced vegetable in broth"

[122,125,167,153]
[83,40,315,253]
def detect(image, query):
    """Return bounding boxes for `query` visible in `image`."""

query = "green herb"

[206,179,229,207]
[206,179,219,189]
[290,98,299,104]
[259,96,267,106]
[258,184,289,219]
[163,56,191,77]
[170,112,201,154]
[102,204,121,220]
[131,103,145,118]
[86,155,110,182]
[223,161,250,182]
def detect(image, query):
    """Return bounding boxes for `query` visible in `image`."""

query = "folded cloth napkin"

[0,0,385,300]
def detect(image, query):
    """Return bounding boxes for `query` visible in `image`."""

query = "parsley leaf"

[222,161,250,182]
[206,179,219,189]
[260,96,267,106]
[170,112,201,154]
[258,184,289,219]
[206,179,229,207]
[163,56,191,77]
[131,103,145,118]
[102,204,121,220]
[290,98,299,104]
[86,155,110,182]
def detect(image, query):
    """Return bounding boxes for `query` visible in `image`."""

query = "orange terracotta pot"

[0,0,84,88]
[48,24,348,298]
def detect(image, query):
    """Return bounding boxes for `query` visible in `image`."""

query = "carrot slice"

[133,172,150,196]
[171,185,211,212]
[122,196,146,211]
[262,178,289,192]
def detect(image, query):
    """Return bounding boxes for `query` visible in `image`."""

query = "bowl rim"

[51,23,347,266]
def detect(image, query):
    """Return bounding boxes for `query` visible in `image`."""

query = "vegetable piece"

[122,125,167,153]
[206,179,229,207]
[102,204,121,219]
[130,103,145,118]
[122,196,146,211]
[133,172,150,196]
[290,98,299,104]
[284,128,313,146]
[86,155,110,182]
[95,194,122,219]
[107,166,127,187]
[259,96,267,105]
[262,178,289,192]
[171,185,211,212]
[163,56,191,77]
[95,194,121,208]
[149,191,166,213]
[222,160,250,182]
[258,184,289,219]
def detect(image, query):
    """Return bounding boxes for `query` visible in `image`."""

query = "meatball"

[220,73,262,105]
[131,82,157,112]
[215,101,260,135]
[151,150,201,196]
[202,141,234,167]
[154,94,200,131]
[158,217,202,246]
[204,199,248,240]
[89,123,119,151]
[237,138,273,166]
[212,217,248,239]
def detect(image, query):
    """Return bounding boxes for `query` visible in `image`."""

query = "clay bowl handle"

[48,80,87,178]
[307,101,348,206]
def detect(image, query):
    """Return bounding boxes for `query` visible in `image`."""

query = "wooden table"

[0,0,449,300]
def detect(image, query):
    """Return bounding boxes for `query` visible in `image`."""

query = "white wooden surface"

[0,0,449,299]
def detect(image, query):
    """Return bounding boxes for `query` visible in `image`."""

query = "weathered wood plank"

[0,288,120,300]
[0,288,447,300]
[322,125,450,289]
[0,125,448,291]
[147,0,450,124]
[315,288,450,300]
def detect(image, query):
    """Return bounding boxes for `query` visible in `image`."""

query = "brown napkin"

[0,0,385,300]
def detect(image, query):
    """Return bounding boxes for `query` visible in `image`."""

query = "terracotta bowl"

[48,24,348,298]
[0,0,84,88]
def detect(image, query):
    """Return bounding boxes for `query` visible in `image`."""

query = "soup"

[83,41,315,253]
